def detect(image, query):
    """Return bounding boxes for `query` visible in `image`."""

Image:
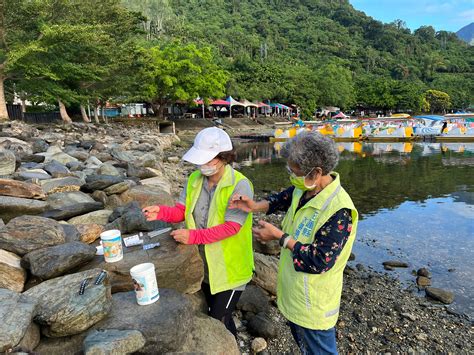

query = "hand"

[252,220,283,242]
[229,194,257,213]
[142,205,160,221]
[170,229,190,244]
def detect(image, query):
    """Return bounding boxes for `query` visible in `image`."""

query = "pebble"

[417,268,432,278]
[251,337,267,353]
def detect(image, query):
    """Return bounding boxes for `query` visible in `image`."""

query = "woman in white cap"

[143,127,254,336]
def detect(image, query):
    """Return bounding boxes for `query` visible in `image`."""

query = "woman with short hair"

[231,131,358,354]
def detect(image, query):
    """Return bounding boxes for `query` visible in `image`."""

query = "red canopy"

[258,102,270,108]
[211,99,230,106]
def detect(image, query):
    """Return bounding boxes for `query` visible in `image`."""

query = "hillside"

[123,0,474,115]
[457,22,474,45]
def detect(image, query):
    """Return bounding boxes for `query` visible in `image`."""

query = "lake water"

[235,141,474,319]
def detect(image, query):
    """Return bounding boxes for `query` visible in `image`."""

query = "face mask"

[199,164,219,176]
[288,166,317,191]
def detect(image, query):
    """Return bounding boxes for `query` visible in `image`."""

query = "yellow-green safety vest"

[277,172,358,330]
[185,165,254,295]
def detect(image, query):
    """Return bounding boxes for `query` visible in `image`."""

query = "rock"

[43,152,78,165]
[0,216,66,255]
[79,232,203,294]
[92,290,193,353]
[0,249,27,292]
[384,265,394,271]
[136,153,157,167]
[33,333,85,355]
[0,196,49,222]
[110,149,135,162]
[83,329,146,355]
[97,163,120,176]
[120,184,173,209]
[425,287,455,304]
[138,176,172,194]
[247,312,278,339]
[0,288,38,352]
[16,322,40,352]
[416,276,431,287]
[62,223,81,243]
[85,156,103,169]
[21,153,46,163]
[168,156,180,163]
[106,201,168,233]
[16,169,52,181]
[0,137,32,156]
[178,315,239,355]
[91,190,108,206]
[76,224,104,244]
[68,210,113,226]
[417,267,432,278]
[103,181,132,195]
[22,242,96,280]
[82,175,125,192]
[24,268,112,337]
[0,179,45,199]
[253,237,280,255]
[47,191,95,209]
[42,202,104,220]
[382,261,408,268]
[126,164,158,179]
[237,285,271,314]
[349,252,356,261]
[253,252,278,295]
[251,337,268,353]
[31,139,49,153]
[0,150,17,175]
[40,176,84,194]
[43,160,71,178]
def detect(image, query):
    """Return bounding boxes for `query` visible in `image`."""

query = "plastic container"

[130,263,160,305]
[100,230,123,263]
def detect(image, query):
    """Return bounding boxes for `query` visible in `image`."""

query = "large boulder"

[120,185,173,209]
[177,315,239,355]
[40,176,84,194]
[42,202,104,220]
[22,242,96,280]
[253,252,279,295]
[0,216,66,255]
[92,289,194,353]
[0,150,17,175]
[0,137,32,156]
[0,196,48,222]
[83,329,146,355]
[0,288,38,352]
[0,178,46,199]
[79,232,203,294]
[68,210,113,226]
[24,268,112,337]
[0,249,27,292]
[47,191,95,209]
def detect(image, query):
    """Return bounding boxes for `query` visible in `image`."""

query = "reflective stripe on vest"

[277,172,359,330]
[185,165,254,295]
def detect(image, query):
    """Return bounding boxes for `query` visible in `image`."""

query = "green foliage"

[424,89,451,113]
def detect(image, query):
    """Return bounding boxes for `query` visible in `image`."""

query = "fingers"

[142,206,160,213]
[258,220,268,228]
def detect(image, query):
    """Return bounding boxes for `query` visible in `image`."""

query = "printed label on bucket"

[132,274,159,305]
[103,236,123,262]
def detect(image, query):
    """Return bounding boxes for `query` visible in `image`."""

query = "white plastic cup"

[100,230,123,263]
[130,263,160,305]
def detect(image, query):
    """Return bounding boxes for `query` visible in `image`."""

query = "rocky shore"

[0,120,472,354]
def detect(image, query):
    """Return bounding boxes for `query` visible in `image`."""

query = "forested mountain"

[457,23,474,45]
[123,0,474,116]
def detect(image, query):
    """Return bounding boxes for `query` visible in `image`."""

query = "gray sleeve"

[178,179,188,205]
[224,179,254,225]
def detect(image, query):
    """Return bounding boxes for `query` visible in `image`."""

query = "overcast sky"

[350,0,473,32]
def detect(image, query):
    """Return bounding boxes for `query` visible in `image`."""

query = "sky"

[350,0,474,32]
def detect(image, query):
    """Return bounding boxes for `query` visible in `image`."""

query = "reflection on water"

[236,142,474,319]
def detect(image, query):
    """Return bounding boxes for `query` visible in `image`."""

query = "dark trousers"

[201,282,242,337]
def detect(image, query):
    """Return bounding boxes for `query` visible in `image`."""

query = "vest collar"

[191,164,235,189]
[299,172,341,210]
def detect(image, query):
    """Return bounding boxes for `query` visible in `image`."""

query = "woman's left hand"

[252,220,282,242]
[170,229,190,244]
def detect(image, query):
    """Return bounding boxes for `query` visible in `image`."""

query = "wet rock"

[425,287,455,304]
[120,184,173,209]
[0,216,66,255]
[47,191,95,209]
[0,179,46,199]
[0,289,38,352]
[251,337,268,353]
[83,329,146,355]
[416,276,431,287]
[103,181,133,195]
[42,202,104,220]
[92,290,193,353]
[0,249,27,292]
[22,241,96,280]
[0,150,17,175]
[384,265,394,271]
[68,210,113,226]
[178,315,239,355]
[79,233,203,294]
[97,163,120,176]
[40,177,84,194]
[76,224,104,244]
[417,267,432,278]
[24,268,112,337]
[382,261,408,268]
[82,175,125,192]
[349,252,356,261]
[253,252,278,295]
[43,160,71,178]
[237,285,271,314]
[247,312,278,339]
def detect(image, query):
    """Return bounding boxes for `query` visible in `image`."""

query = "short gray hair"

[281,131,339,175]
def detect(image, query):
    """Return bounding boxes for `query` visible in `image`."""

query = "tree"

[424,89,451,113]
[141,42,228,118]
[315,63,355,110]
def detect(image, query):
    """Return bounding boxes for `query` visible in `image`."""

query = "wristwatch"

[279,233,290,248]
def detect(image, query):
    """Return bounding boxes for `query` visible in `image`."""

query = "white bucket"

[130,263,160,306]
[100,230,123,263]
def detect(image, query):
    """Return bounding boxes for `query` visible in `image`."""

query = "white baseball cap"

[182,127,233,165]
